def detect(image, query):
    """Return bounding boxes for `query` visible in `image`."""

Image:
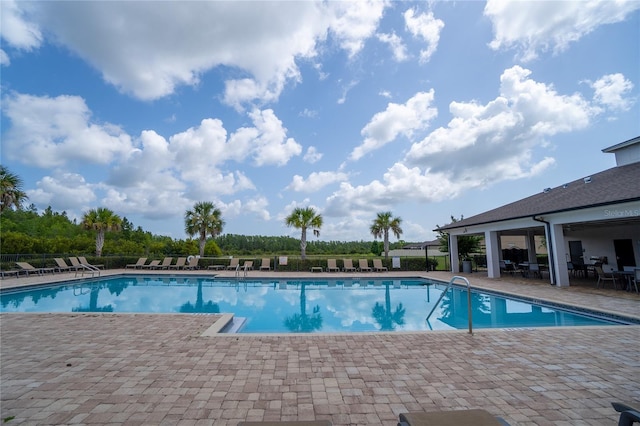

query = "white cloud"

[337,79,359,104]
[350,90,437,161]
[328,0,388,58]
[1,92,134,168]
[485,0,640,61]
[0,0,42,51]
[27,172,96,211]
[0,50,10,66]
[243,196,271,221]
[12,1,387,106]
[377,32,408,62]
[403,8,444,63]
[405,66,593,178]
[590,73,635,111]
[286,171,349,193]
[303,146,323,164]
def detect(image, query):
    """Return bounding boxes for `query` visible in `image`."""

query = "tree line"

[1,165,410,258]
[0,206,408,257]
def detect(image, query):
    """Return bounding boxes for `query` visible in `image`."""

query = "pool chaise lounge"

[398,409,510,426]
[78,256,104,270]
[126,257,147,269]
[342,259,356,272]
[15,262,55,276]
[612,402,640,426]
[373,258,388,272]
[358,259,372,272]
[326,259,340,272]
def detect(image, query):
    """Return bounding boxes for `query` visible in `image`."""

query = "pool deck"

[1,269,639,425]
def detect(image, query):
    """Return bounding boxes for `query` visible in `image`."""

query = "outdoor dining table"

[612,270,635,291]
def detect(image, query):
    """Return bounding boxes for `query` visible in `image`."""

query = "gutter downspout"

[533,216,556,285]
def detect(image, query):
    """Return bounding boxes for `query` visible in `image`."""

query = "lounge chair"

[398,409,510,426]
[15,262,55,276]
[595,266,618,289]
[226,258,240,270]
[372,259,388,272]
[358,259,372,272]
[342,259,356,272]
[158,257,173,269]
[54,258,73,272]
[126,257,147,269]
[326,259,340,272]
[260,258,271,271]
[242,260,253,271]
[612,402,640,426]
[79,256,104,270]
[184,257,199,270]
[141,260,161,269]
[169,257,186,269]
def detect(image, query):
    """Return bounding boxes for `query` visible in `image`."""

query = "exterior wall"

[613,143,640,166]
[563,226,640,273]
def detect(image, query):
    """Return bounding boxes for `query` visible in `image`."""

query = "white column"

[486,230,501,278]
[549,222,570,287]
[527,231,537,263]
[450,234,460,273]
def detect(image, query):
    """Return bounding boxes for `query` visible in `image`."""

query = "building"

[436,136,640,287]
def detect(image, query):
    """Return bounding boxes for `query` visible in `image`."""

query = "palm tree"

[0,165,28,213]
[284,282,323,333]
[184,201,224,257]
[284,207,323,259]
[370,211,403,260]
[372,282,405,331]
[81,207,122,257]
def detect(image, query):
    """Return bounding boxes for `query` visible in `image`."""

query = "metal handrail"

[74,263,101,278]
[426,275,473,334]
[235,263,241,278]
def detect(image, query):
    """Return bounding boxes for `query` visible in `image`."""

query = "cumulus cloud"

[0,0,42,51]
[286,171,349,193]
[303,146,323,163]
[1,92,134,168]
[405,66,594,177]
[9,1,387,106]
[350,90,437,161]
[485,0,640,61]
[403,8,444,63]
[589,73,635,111]
[27,172,96,211]
[377,32,408,62]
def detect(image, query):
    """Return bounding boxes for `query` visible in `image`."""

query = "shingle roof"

[437,161,640,231]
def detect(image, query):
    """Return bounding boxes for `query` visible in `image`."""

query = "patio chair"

[342,259,356,272]
[141,260,161,269]
[169,257,186,270]
[126,257,147,269]
[260,258,271,271]
[358,259,372,272]
[398,409,510,426]
[326,259,340,272]
[242,260,253,271]
[54,258,73,272]
[158,257,173,269]
[595,266,618,289]
[612,402,640,426]
[16,262,55,276]
[372,259,388,272]
[226,258,240,270]
[79,256,104,270]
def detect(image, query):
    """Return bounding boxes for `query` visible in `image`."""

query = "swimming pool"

[0,275,631,333]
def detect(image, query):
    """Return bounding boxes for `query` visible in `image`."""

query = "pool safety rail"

[74,263,101,278]
[426,275,473,334]
[235,263,250,279]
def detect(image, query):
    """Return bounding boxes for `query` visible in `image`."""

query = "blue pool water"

[0,276,630,333]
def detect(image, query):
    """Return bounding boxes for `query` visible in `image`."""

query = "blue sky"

[1,1,638,243]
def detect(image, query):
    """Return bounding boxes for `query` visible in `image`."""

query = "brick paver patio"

[1,270,639,425]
